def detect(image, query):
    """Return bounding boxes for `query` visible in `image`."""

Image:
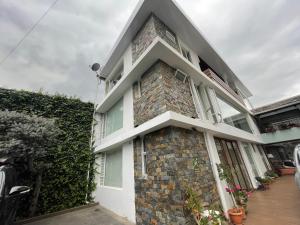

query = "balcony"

[203,68,244,105]
[261,118,300,144]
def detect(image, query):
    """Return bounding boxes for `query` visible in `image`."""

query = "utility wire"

[0,0,60,66]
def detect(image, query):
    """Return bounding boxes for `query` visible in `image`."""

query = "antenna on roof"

[89,63,106,82]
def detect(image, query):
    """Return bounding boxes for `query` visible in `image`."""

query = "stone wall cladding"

[133,61,167,126]
[132,14,180,63]
[161,62,197,118]
[134,127,220,225]
[133,60,197,127]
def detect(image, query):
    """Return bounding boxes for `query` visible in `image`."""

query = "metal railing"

[203,69,245,105]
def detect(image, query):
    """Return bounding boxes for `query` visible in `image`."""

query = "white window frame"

[188,78,205,119]
[99,148,123,189]
[98,153,106,186]
[104,98,123,137]
[181,46,192,62]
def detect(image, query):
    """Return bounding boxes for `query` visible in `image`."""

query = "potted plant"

[255,176,271,190]
[184,187,225,225]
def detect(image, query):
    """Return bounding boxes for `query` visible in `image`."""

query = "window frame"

[141,137,147,178]
[104,98,124,137]
[100,148,123,189]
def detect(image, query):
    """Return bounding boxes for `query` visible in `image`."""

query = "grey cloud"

[0,0,299,107]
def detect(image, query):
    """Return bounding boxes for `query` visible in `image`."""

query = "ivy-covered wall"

[0,88,94,217]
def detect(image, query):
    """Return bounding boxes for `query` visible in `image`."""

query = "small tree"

[0,110,60,216]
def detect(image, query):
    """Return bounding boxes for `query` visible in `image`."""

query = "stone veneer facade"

[133,127,220,225]
[131,12,220,225]
[133,60,197,127]
[132,14,180,63]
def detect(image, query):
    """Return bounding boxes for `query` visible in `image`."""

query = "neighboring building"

[92,0,270,224]
[253,95,300,168]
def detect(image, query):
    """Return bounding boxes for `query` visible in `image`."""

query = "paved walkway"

[23,205,134,225]
[245,175,300,225]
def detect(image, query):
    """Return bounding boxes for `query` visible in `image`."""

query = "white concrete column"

[204,132,234,214]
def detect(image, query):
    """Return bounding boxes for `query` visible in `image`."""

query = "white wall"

[94,141,136,223]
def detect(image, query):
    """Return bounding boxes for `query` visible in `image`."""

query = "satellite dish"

[91,63,100,72]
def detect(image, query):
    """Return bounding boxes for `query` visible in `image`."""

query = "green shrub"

[0,88,95,218]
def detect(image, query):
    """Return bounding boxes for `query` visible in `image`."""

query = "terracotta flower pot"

[240,207,246,220]
[228,208,243,225]
[279,168,296,175]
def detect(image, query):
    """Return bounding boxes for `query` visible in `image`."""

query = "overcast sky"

[0,0,300,107]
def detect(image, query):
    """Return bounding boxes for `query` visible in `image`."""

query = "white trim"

[204,133,233,215]
[101,186,123,191]
[94,111,263,153]
[189,77,204,119]
[96,37,251,114]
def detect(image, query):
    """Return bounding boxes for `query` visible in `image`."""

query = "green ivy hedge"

[0,88,95,217]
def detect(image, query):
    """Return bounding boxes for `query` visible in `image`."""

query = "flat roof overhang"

[94,111,263,153]
[97,37,251,114]
[100,0,252,97]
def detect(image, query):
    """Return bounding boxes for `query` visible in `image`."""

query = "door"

[215,138,252,190]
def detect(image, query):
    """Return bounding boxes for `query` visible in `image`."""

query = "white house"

[92,0,271,224]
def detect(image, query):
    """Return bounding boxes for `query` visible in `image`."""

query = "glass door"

[215,138,252,190]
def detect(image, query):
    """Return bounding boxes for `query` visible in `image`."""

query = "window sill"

[100,185,123,191]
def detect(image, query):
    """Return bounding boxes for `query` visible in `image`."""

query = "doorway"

[215,138,252,190]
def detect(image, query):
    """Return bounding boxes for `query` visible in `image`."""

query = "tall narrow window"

[104,148,122,188]
[243,143,259,177]
[141,137,147,177]
[181,46,192,62]
[98,153,106,186]
[105,98,123,136]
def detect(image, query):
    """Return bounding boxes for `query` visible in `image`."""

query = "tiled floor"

[245,175,300,225]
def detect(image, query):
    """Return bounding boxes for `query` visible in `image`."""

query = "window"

[181,46,192,62]
[216,95,252,133]
[104,148,122,188]
[243,143,259,177]
[0,171,5,195]
[166,30,176,43]
[106,63,124,93]
[105,98,123,136]
[141,137,147,177]
[197,85,217,122]
[133,81,142,99]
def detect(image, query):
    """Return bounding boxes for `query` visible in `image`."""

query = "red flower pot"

[228,208,244,225]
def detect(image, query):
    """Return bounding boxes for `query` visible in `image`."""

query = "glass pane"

[226,141,247,189]
[232,142,252,189]
[257,145,270,170]
[104,148,122,187]
[0,172,5,194]
[216,95,252,133]
[243,143,259,177]
[105,98,123,136]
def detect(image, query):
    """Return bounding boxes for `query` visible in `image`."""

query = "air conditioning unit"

[174,69,188,82]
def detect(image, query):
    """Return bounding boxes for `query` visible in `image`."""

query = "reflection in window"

[243,143,259,177]
[104,148,122,188]
[216,96,252,133]
[105,98,123,136]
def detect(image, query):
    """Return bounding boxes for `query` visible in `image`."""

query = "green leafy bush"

[0,88,94,218]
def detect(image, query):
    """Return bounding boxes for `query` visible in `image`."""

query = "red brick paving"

[245,175,300,225]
